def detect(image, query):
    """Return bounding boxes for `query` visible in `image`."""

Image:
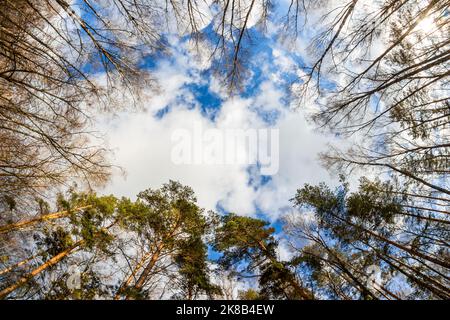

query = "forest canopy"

[0,0,448,300]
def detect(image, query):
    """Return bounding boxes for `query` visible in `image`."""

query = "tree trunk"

[0,205,92,234]
[320,246,378,300]
[257,240,314,300]
[0,252,42,276]
[125,242,165,300]
[114,251,152,300]
[0,240,83,299]
[331,212,450,269]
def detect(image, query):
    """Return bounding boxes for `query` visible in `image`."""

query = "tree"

[0,205,94,235]
[212,213,313,300]
[0,0,174,211]
[238,288,261,300]
[1,1,448,300]
[0,181,221,300]
[172,235,221,300]
[285,178,449,299]
[286,0,449,199]
[113,180,214,300]
[0,191,119,299]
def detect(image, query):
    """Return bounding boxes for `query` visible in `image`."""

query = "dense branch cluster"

[0,0,448,300]
[0,178,448,299]
[0,0,168,207]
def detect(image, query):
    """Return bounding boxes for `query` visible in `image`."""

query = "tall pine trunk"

[0,205,92,234]
[0,240,83,299]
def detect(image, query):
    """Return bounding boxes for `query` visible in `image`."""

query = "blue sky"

[95,1,352,263]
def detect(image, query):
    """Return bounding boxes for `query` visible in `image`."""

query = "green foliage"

[213,213,312,300]
[4,178,445,300]
[258,261,303,299]
[60,193,119,249]
[45,269,107,300]
[40,227,74,257]
[114,181,217,300]
[213,213,276,271]
[3,196,16,211]
[116,197,150,230]
[292,178,405,244]
[238,288,261,300]
[289,178,450,299]
[174,236,221,299]
[347,178,402,226]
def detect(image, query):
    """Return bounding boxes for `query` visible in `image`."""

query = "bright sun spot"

[415,16,435,34]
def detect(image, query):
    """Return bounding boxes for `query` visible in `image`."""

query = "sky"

[95,3,347,234]
[99,40,339,212]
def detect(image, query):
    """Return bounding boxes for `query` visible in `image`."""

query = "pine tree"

[285,178,449,299]
[213,213,313,300]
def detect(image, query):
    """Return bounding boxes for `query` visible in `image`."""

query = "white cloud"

[276,238,295,262]
[254,109,338,221]
[98,29,343,221]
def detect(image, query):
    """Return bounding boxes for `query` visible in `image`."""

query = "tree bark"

[125,242,165,299]
[114,251,152,300]
[0,240,83,299]
[0,252,42,276]
[0,205,92,234]
[257,240,314,300]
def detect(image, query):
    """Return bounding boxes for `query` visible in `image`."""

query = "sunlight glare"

[415,16,435,34]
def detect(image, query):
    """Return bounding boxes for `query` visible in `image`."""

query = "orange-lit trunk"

[0,240,83,299]
[114,251,152,300]
[0,252,42,276]
[125,242,164,300]
[0,205,92,234]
